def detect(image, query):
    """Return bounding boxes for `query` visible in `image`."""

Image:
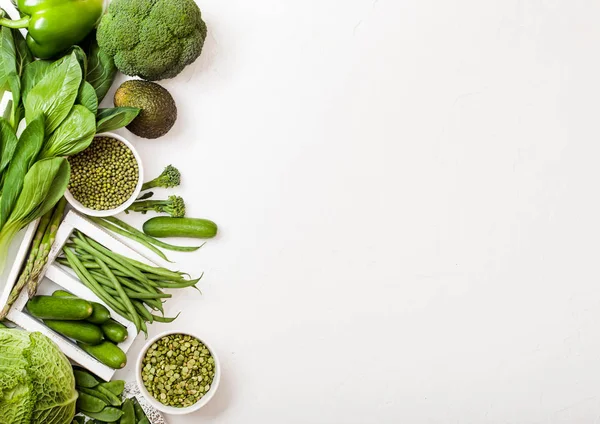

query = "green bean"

[139,318,147,335]
[60,259,147,294]
[153,274,203,289]
[90,275,171,299]
[75,235,162,290]
[144,272,193,283]
[133,300,153,323]
[150,312,180,323]
[63,248,130,318]
[103,216,202,252]
[72,234,148,285]
[104,251,187,280]
[96,258,142,333]
[90,216,171,262]
[88,270,147,294]
[143,298,163,313]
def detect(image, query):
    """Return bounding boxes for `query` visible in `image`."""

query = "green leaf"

[0,117,18,175]
[39,105,96,159]
[7,157,70,225]
[96,107,140,133]
[12,27,32,78]
[69,45,87,79]
[0,20,16,88]
[86,34,117,104]
[0,114,44,229]
[25,52,82,134]
[0,21,22,129]
[21,59,52,104]
[77,81,98,115]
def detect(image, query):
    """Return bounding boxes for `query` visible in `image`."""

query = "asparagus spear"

[0,208,53,319]
[27,197,67,297]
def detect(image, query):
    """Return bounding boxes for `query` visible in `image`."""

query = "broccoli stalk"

[127,195,185,218]
[141,165,180,191]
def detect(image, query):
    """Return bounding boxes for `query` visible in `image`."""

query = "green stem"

[0,222,22,275]
[0,17,30,29]
[28,198,66,297]
[89,216,170,262]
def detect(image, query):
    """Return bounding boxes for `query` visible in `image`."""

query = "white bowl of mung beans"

[136,331,221,415]
[64,132,144,217]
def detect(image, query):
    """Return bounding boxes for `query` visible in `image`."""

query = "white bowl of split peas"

[136,331,221,415]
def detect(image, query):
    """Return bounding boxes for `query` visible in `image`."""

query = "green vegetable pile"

[72,368,150,423]
[26,290,128,369]
[141,333,216,408]
[68,136,139,211]
[97,0,207,81]
[0,23,140,273]
[0,328,77,423]
[58,231,200,336]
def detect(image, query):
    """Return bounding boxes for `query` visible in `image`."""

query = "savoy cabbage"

[0,329,77,424]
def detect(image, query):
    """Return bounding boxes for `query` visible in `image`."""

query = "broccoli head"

[142,165,181,191]
[97,0,207,81]
[127,195,186,218]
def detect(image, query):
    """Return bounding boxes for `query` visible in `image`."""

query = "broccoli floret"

[127,195,186,218]
[96,0,207,81]
[142,165,181,191]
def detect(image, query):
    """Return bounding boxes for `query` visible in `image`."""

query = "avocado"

[114,80,177,139]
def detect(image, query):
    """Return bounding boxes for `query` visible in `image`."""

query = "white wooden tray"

[2,210,170,381]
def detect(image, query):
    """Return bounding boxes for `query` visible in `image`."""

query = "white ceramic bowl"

[64,132,144,217]
[136,331,221,415]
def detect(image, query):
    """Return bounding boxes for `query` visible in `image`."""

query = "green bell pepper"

[0,0,103,59]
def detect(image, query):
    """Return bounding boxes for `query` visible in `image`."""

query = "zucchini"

[101,319,128,343]
[79,341,127,369]
[143,217,218,239]
[45,320,104,345]
[52,290,111,324]
[27,296,93,320]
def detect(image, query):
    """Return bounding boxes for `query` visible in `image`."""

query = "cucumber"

[143,217,218,239]
[53,290,111,324]
[27,296,93,320]
[79,341,127,369]
[101,319,128,343]
[45,320,104,345]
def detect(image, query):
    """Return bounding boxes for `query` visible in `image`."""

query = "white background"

[121,0,600,422]
[9,0,600,422]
